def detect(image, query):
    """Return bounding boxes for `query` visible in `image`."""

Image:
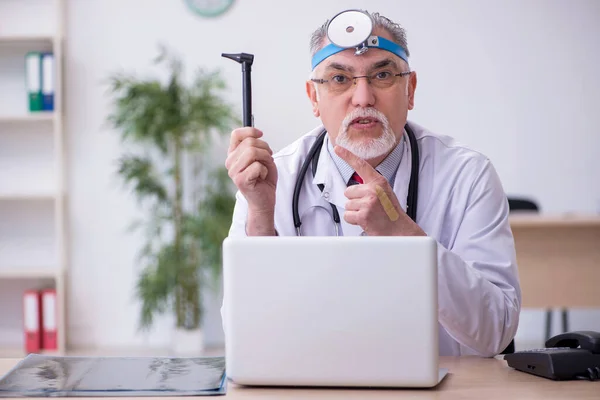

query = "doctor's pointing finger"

[334,145,425,237]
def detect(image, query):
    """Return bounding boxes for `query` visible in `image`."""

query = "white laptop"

[221,236,448,388]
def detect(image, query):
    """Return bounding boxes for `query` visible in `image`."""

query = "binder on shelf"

[41,52,55,111]
[41,288,58,351]
[23,290,42,353]
[25,52,43,112]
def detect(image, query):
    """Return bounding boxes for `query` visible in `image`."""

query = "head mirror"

[326,10,373,49]
[311,9,410,71]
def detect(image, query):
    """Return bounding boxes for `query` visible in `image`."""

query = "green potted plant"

[106,45,238,354]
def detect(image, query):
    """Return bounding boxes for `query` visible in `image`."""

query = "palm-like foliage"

[106,46,239,331]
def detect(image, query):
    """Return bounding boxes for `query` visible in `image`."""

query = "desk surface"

[1,356,598,399]
[509,213,600,227]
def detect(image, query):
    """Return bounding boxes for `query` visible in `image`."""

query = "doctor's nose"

[351,77,376,108]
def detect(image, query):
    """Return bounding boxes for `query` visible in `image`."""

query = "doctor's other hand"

[226,127,278,235]
[334,146,426,237]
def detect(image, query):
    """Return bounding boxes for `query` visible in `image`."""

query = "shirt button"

[323,192,330,200]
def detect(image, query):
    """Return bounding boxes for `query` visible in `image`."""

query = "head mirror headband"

[311,9,409,70]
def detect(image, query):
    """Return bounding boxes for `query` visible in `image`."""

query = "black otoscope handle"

[221,52,255,127]
[242,63,252,127]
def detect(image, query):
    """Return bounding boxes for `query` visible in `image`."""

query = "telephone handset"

[545,331,600,354]
[504,330,600,381]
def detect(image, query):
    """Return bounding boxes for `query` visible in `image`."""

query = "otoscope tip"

[221,52,254,65]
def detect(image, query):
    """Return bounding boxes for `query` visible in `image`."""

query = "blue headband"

[311,36,409,70]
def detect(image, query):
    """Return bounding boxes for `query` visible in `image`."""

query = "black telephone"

[504,330,600,381]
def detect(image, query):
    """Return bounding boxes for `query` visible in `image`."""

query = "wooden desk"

[510,214,600,308]
[1,356,598,399]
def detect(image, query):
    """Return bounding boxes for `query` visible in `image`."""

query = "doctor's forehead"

[320,51,403,74]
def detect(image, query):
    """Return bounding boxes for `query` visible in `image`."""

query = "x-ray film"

[0,354,226,397]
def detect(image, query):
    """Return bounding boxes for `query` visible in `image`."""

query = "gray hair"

[309,10,410,60]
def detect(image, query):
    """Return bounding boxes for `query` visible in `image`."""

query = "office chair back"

[508,198,539,211]
[500,196,541,355]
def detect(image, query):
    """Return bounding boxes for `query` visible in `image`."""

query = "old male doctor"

[224,9,521,357]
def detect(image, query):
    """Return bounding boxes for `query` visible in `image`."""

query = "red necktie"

[349,172,363,185]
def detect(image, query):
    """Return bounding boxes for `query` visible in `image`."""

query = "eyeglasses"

[311,70,411,94]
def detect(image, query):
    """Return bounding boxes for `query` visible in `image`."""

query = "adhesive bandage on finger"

[375,185,399,221]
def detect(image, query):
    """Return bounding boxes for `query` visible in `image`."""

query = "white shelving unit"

[0,113,55,123]
[0,0,67,357]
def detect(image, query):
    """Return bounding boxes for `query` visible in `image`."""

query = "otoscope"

[221,52,254,127]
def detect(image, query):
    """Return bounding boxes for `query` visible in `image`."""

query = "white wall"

[61,0,600,350]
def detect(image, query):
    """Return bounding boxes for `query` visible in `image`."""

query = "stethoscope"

[292,124,420,236]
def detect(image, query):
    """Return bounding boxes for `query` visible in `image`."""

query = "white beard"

[335,108,397,160]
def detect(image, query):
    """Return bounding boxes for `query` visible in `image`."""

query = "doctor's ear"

[407,71,417,110]
[306,80,321,117]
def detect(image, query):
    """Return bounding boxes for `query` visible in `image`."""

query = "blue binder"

[41,52,54,111]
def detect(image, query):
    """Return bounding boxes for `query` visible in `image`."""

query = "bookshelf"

[0,113,55,123]
[0,0,67,357]
[0,36,54,49]
[0,268,62,279]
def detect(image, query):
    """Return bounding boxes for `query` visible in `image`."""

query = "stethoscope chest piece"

[296,204,341,236]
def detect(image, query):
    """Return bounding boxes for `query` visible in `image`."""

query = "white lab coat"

[227,120,521,357]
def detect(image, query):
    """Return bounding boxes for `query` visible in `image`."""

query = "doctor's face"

[306,29,416,164]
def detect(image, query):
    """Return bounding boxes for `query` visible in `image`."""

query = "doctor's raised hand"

[225,127,278,235]
[335,145,425,237]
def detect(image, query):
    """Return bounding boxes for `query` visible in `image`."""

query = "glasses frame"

[310,71,412,92]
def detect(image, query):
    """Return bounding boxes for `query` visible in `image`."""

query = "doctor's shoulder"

[412,122,506,195]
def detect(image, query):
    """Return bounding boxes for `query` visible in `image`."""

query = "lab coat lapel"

[392,130,412,214]
[313,136,349,212]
